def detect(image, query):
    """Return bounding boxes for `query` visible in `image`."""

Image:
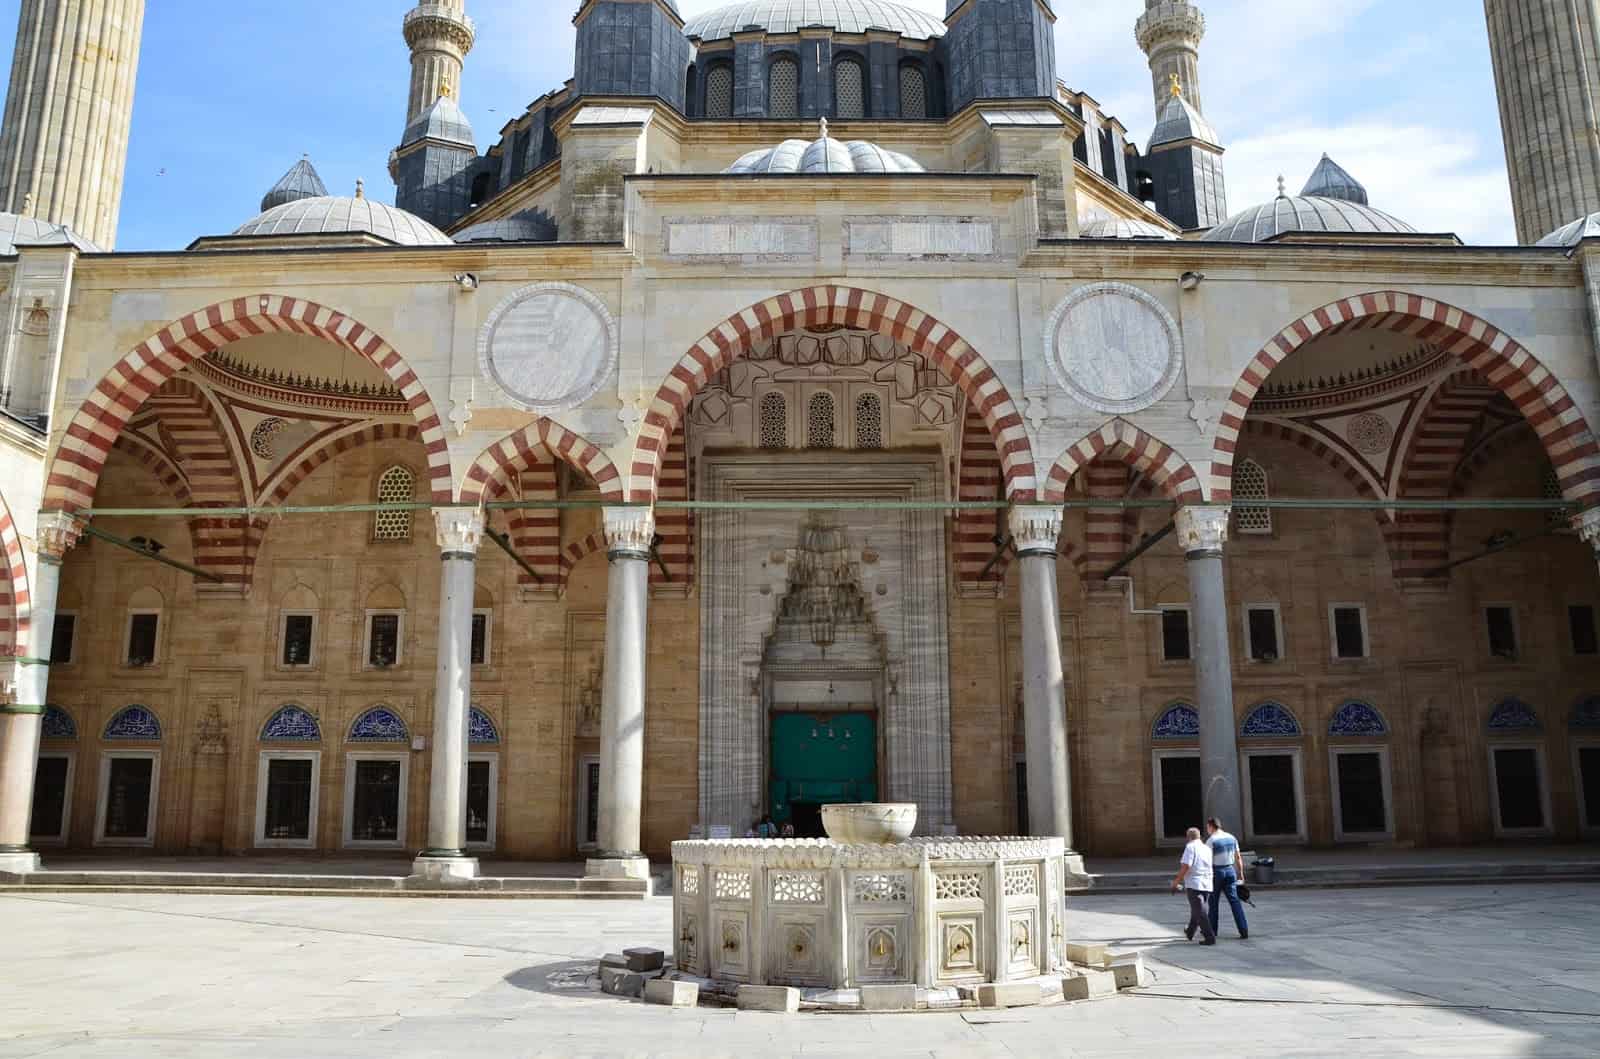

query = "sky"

[0,0,1519,249]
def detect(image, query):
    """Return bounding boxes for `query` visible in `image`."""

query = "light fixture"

[455,272,479,292]
[1180,271,1205,291]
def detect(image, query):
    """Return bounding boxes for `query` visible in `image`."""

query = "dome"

[1203,194,1415,243]
[726,132,924,174]
[1148,93,1219,150]
[453,210,557,243]
[232,189,452,246]
[0,213,99,254]
[684,0,946,41]
[260,155,329,213]
[1079,217,1179,240]
[403,94,474,148]
[1537,213,1600,247]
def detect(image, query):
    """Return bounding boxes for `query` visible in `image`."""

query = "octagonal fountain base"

[670,835,1068,990]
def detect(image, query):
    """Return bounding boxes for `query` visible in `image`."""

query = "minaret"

[403,1,475,129]
[1135,0,1206,117]
[1484,0,1600,243]
[0,0,145,249]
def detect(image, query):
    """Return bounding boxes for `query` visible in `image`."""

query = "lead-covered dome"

[1537,213,1600,247]
[0,213,100,254]
[232,189,452,246]
[684,0,946,41]
[1204,194,1414,243]
[1079,217,1179,240]
[727,132,924,174]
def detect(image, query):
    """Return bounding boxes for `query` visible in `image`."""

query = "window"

[834,58,865,119]
[684,65,697,116]
[854,392,883,449]
[1330,748,1393,841]
[899,64,927,119]
[1151,751,1201,844]
[1486,606,1518,659]
[29,753,73,843]
[1242,750,1305,842]
[1013,757,1028,835]
[1571,605,1599,656]
[1543,464,1567,528]
[373,466,415,541]
[469,171,492,209]
[1330,605,1368,660]
[769,56,798,118]
[576,754,601,850]
[125,611,159,667]
[255,752,320,848]
[95,751,159,845]
[759,392,788,449]
[1243,605,1283,662]
[344,754,407,847]
[471,611,491,666]
[1160,607,1191,662]
[50,612,76,665]
[1576,745,1600,833]
[705,63,733,119]
[466,754,498,849]
[1488,745,1549,835]
[281,613,315,667]
[807,392,836,449]
[1233,459,1272,535]
[365,612,402,668]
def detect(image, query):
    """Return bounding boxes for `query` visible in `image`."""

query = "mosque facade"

[2,0,1600,880]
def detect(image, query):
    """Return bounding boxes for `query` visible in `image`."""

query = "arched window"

[469,171,493,208]
[834,58,865,119]
[854,392,883,449]
[899,63,927,119]
[373,465,415,541]
[759,392,788,449]
[42,705,77,741]
[469,706,501,745]
[807,392,836,448]
[1329,701,1389,737]
[1487,698,1541,732]
[769,56,799,119]
[261,705,322,742]
[103,705,162,741]
[1572,695,1600,730]
[1240,702,1301,738]
[684,64,698,116]
[349,705,410,743]
[705,63,734,119]
[1152,703,1199,741]
[1233,458,1271,534]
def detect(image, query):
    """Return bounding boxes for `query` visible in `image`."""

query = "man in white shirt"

[1170,826,1216,945]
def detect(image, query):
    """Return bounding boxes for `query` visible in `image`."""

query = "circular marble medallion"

[477,282,617,413]
[1346,411,1393,455]
[1045,282,1183,414]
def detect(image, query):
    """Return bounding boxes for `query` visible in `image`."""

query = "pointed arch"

[631,285,1036,500]
[1042,419,1204,505]
[44,295,453,513]
[460,418,624,506]
[1237,420,1398,562]
[0,488,28,657]
[1211,291,1600,509]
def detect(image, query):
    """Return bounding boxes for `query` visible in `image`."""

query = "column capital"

[34,512,85,561]
[1008,504,1064,557]
[604,506,656,560]
[433,507,485,558]
[1574,507,1600,547]
[1175,505,1229,556]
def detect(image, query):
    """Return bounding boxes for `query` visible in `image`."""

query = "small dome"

[1204,194,1415,243]
[1300,154,1367,205]
[684,0,946,41]
[453,210,557,243]
[403,94,474,148]
[1148,93,1219,149]
[726,132,924,174]
[0,213,99,254]
[1537,213,1600,247]
[1079,217,1179,240]
[232,191,452,246]
[261,156,328,212]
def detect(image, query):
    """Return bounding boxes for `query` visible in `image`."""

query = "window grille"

[834,59,865,119]
[900,65,927,119]
[1543,464,1567,528]
[1233,459,1272,534]
[769,57,798,119]
[706,64,734,119]
[374,466,415,541]
[759,392,788,449]
[807,392,836,449]
[855,392,883,449]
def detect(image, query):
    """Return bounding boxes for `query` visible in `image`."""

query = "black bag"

[1236,883,1255,905]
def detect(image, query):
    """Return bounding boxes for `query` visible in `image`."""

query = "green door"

[770,712,877,836]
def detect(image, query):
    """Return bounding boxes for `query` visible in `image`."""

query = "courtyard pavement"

[3,882,1597,1058]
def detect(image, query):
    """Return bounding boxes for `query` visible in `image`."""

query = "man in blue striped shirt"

[1206,817,1249,939]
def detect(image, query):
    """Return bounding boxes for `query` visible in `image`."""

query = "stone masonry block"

[600,966,645,997]
[737,985,800,1012]
[624,947,665,972]
[599,952,628,970]
[1061,968,1118,1001]
[1065,942,1107,966]
[1110,952,1151,989]
[644,978,699,1007]
[976,982,1040,1008]
[859,984,918,1011]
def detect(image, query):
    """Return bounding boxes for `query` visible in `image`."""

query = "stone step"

[0,871,651,899]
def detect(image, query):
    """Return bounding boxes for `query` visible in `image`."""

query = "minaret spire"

[1136,0,1207,118]
[403,1,476,129]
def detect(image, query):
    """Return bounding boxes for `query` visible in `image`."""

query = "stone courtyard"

[3,882,1597,1057]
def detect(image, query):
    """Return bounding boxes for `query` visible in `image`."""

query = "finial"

[1276,175,1286,198]
[819,116,829,140]
[440,78,454,100]
[1170,72,1183,100]
[20,193,33,217]
[355,178,365,200]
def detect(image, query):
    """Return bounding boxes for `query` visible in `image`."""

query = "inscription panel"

[663,216,819,262]
[846,217,999,260]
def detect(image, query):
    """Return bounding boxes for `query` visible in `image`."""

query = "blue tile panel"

[41,705,77,740]
[261,705,322,743]
[1329,701,1388,737]
[1240,702,1302,738]
[103,705,162,741]
[1153,704,1200,740]
[469,706,500,745]
[1487,698,1541,732]
[349,706,410,743]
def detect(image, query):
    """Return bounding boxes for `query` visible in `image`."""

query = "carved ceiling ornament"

[478,282,617,414]
[1046,282,1184,414]
[1346,411,1394,456]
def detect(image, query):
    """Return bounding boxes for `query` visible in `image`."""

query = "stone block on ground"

[736,984,800,1012]
[1110,952,1150,989]
[859,984,918,1011]
[1065,942,1107,966]
[599,966,645,997]
[644,978,699,1007]
[1061,968,1118,1001]
[599,952,628,970]
[975,982,1040,1008]
[624,946,664,972]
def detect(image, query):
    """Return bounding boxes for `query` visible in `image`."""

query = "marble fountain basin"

[819,802,917,844]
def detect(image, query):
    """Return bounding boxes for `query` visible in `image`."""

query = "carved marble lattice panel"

[679,865,700,896]
[1046,282,1183,414]
[771,871,825,904]
[477,283,617,414]
[935,870,985,901]
[714,869,753,901]
[1004,863,1039,898]
[851,871,910,903]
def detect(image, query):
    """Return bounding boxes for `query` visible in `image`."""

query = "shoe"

[1240,932,1249,940]
[1184,926,1195,941]
[1200,939,1216,946]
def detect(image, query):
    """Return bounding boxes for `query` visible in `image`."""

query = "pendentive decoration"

[477,282,618,414]
[1045,281,1184,414]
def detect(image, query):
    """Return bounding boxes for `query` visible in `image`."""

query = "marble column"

[412,507,484,882]
[1009,505,1073,847]
[1176,505,1244,829]
[586,505,654,882]
[0,512,83,873]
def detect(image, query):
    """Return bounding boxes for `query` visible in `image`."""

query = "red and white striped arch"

[460,418,624,507]
[44,295,453,513]
[630,285,1036,501]
[1042,419,1205,506]
[0,490,28,658]
[1212,292,1600,509]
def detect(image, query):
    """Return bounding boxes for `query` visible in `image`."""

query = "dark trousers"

[1209,867,1249,937]
[1185,888,1216,942]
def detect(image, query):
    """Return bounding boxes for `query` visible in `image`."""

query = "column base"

[585,855,651,881]
[0,850,42,875]
[410,853,480,882]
